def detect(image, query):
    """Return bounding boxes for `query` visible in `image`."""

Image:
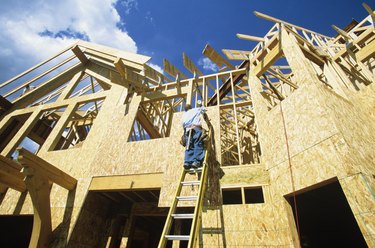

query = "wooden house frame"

[0,4,374,247]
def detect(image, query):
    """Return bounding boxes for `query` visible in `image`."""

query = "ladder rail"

[158,166,187,248]
[187,148,210,248]
[158,130,212,248]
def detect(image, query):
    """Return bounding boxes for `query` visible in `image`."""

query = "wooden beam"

[142,87,189,103]
[183,52,203,76]
[77,40,151,66]
[17,148,77,190]
[252,40,283,76]
[0,44,74,92]
[202,44,235,70]
[0,156,24,183]
[363,3,375,18]
[222,49,251,61]
[236,33,265,42]
[89,173,163,191]
[136,109,162,139]
[207,61,248,106]
[331,25,352,41]
[0,169,26,192]
[57,71,85,101]
[10,63,83,110]
[355,37,375,62]
[72,45,89,64]
[144,64,171,84]
[163,59,187,79]
[253,11,331,39]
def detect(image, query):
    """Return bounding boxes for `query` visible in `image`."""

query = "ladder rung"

[172,213,194,219]
[185,167,203,173]
[165,235,190,241]
[177,196,197,201]
[181,180,200,186]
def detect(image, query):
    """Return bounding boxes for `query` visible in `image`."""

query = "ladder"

[158,144,210,247]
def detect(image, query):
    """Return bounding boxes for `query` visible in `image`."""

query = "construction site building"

[0,5,374,248]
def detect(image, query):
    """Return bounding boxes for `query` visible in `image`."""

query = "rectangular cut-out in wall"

[244,187,264,204]
[222,186,265,205]
[53,100,103,150]
[0,215,33,247]
[287,180,367,247]
[222,188,242,205]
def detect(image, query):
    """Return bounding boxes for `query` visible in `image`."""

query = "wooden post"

[186,79,194,106]
[23,167,52,248]
[230,72,243,165]
[38,103,77,153]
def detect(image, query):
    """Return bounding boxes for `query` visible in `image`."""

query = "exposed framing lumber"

[18,148,77,190]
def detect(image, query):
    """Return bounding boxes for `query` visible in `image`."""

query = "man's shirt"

[182,107,205,130]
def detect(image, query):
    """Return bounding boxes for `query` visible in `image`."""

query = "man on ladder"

[182,100,209,170]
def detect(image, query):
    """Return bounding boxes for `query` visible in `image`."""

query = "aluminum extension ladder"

[158,148,209,247]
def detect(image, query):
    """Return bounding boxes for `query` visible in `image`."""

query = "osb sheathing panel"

[158,106,221,207]
[353,82,375,119]
[318,84,375,176]
[268,134,348,197]
[340,174,375,247]
[220,164,269,186]
[264,84,339,170]
[201,203,295,247]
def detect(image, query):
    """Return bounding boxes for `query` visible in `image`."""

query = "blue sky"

[0,0,370,84]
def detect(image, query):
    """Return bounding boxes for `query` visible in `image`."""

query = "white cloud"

[119,0,138,15]
[147,63,163,74]
[0,0,138,83]
[198,57,219,72]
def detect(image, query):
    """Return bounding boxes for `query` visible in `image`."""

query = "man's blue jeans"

[184,128,205,166]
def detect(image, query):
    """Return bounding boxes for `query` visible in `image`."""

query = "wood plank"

[236,33,265,42]
[183,52,203,76]
[10,63,83,110]
[0,169,26,192]
[253,11,331,39]
[202,44,235,70]
[252,41,283,76]
[142,87,189,102]
[136,109,161,139]
[72,45,89,64]
[222,49,251,61]
[89,173,163,191]
[77,40,150,65]
[0,155,23,178]
[355,38,375,62]
[163,59,187,79]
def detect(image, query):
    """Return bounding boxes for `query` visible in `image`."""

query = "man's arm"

[201,108,211,128]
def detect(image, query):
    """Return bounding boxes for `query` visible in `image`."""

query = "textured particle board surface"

[201,203,294,247]
[220,164,269,186]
